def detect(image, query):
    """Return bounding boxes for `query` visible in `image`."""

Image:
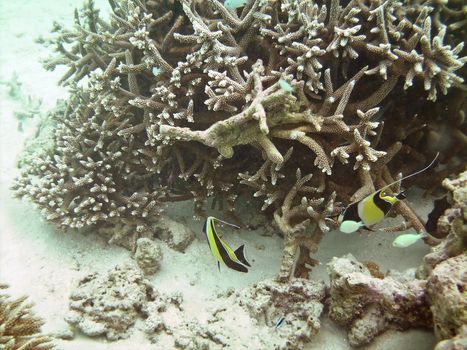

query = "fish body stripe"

[340,201,360,223]
[205,217,248,273]
[358,190,395,226]
[205,218,224,263]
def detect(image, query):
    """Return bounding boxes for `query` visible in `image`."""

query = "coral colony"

[8,0,466,348]
[12,0,466,280]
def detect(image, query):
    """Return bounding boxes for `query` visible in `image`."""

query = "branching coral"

[0,284,55,350]
[14,0,466,278]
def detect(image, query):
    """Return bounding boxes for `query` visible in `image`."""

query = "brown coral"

[13,0,466,279]
[0,284,54,350]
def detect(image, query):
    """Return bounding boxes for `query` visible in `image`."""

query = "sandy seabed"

[0,1,437,349]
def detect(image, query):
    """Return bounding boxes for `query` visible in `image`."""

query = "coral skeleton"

[327,254,432,347]
[12,0,466,279]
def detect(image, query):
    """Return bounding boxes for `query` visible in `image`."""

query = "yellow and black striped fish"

[203,216,251,273]
[339,153,439,234]
[339,190,406,233]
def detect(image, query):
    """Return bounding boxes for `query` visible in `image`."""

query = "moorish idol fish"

[339,153,439,234]
[203,216,251,273]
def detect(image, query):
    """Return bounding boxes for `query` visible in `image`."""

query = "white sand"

[0,1,436,349]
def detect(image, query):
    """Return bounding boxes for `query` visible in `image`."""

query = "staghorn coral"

[0,284,55,350]
[13,0,466,278]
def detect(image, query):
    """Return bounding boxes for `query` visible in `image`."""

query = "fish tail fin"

[234,244,251,267]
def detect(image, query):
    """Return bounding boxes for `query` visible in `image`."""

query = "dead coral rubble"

[238,278,326,349]
[0,284,55,350]
[152,215,195,253]
[327,254,432,347]
[135,237,163,275]
[327,170,467,348]
[65,264,183,341]
[64,266,326,349]
[419,170,467,277]
[426,254,467,344]
[175,278,326,350]
[65,264,153,340]
[13,0,466,278]
[419,170,467,349]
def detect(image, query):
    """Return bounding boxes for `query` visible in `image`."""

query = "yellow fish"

[339,153,439,233]
[203,216,251,273]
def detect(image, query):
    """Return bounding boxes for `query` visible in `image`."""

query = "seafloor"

[0,0,452,349]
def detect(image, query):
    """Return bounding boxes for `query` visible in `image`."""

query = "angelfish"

[203,216,251,273]
[338,153,439,234]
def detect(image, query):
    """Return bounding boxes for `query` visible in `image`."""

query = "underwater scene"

[0,0,466,349]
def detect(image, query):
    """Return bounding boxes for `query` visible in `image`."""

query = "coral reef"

[65,264,153,340]
[0,284,55,350]
[12,0,466,279]
[327,254,431,347]
[135,237,163,275]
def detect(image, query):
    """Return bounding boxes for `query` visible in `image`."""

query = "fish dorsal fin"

[211,216,240,239]
[234,244,251,267]
[380,152,439,193]
[212,217,241,229]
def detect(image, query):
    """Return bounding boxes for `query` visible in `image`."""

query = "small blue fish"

[275,316,285,329]
[279,79,294,92]
[224,0,247,10]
